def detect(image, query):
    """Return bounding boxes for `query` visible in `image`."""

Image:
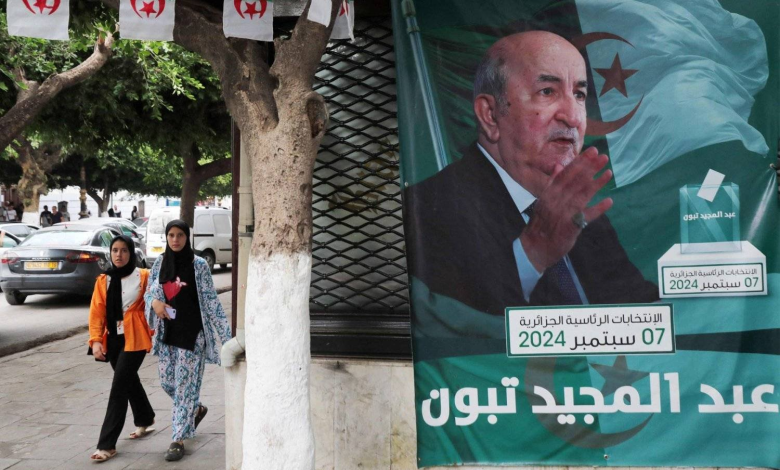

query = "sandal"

[90,449,117,463]
[165,441,185,462]
[129,423,156,439]
[194,405,208,429]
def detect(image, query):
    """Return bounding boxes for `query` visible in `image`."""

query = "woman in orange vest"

[88,235,155,463]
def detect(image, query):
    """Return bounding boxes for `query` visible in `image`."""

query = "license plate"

[25,261,58,270]
[152,247,164,253]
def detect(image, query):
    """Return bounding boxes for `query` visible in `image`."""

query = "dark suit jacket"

[403,144,659,316]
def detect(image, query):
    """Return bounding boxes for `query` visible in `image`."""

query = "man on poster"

[406,31,658,318]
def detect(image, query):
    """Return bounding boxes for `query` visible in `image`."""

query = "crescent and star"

[234,0,267,20]
[20,0,61,15]
[570,32,642,136]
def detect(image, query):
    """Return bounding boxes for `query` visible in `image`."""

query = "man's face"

[494,37,588,195]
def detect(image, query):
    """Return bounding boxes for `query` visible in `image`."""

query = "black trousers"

[97,335,155,450]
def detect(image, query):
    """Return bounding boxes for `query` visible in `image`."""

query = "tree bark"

[179,141,232,227]
[15,139,62,224]
[86,177,112,216]
[0,33,115,154]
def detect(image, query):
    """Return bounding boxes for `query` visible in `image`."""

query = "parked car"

[0,225,123,305]
[132,217,148,227]
[0,230,22,292]
[146,206,231,270]
[54,219,147,264]
[0,223,40,239]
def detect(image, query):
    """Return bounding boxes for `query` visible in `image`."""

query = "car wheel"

[4,290,27,305]
[202,251,215,271]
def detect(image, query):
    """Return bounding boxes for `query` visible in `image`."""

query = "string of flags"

[5,0,354,42]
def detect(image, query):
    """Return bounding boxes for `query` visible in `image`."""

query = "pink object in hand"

[163,277,187,300]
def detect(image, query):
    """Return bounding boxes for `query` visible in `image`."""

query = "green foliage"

[0,4,231,199]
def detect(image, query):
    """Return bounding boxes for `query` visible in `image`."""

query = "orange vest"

[88,269,153,353]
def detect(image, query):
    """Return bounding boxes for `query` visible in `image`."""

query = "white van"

[146,207,232,270]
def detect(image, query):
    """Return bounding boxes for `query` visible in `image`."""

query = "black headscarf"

[159,219,195,284]
[105,235,137,335]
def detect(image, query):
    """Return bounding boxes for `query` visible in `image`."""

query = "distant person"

[14,202,23,220]
[60,206,71,222]
[6,203,17,222]
[88,235,155,463]
[114,205,122,218]
[108,208,115,218]
[0,203,7,222]
[51,206,62,224]
[145,220,231,462]
[131,206,138,220]
[40,205,53,227]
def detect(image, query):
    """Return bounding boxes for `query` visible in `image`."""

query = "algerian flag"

[223,0,273,41]
[6,0,69,40]
[576,0,769,187]
[331,0,353,40]
[120,0,175,41]
[307,0,331,26]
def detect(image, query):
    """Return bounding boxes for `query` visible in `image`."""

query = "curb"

[0,325,88,359]
[0,286,233,359]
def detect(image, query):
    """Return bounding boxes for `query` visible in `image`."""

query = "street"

[0,267,232,358]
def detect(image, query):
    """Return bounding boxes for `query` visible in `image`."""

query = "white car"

[146,207,232,270]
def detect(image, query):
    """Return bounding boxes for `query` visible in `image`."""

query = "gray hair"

[473,50,508,113]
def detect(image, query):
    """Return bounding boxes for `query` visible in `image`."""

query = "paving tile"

[0,458,20,470]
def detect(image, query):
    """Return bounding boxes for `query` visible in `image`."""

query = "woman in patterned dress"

[144,220,231,461]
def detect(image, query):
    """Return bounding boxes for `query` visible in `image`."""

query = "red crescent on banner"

[47,0,60,15]
[258,0,267,17]
[130,0,142,18]
[20,0,37,14]
[234,0,245,18]
[339,0,348,16]
[571,32,640,135]
[155,0,165,18]
[586,96,643,135]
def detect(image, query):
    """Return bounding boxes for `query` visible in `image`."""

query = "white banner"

[223,0,273,41]
[7,0,69,40]
[307,0,331,27]
[331,0,353,40]
[119,0,175,41]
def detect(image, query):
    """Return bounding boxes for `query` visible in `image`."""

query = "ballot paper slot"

[504,303,675,357]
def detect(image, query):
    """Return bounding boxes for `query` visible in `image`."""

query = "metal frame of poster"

[392,0,780,467]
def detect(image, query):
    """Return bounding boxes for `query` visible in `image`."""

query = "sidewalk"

[0,292,233,470]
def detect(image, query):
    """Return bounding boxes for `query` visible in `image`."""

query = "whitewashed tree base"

[242,253,315,470]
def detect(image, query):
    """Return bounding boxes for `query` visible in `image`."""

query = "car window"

[121,226,135,236]
[214,214,230,236]
[100,231,114,247]
[4,225,29,237]
[149,213,177,235]
[19,231,92,246]
[1,232,18,248]
[196,214,215,234]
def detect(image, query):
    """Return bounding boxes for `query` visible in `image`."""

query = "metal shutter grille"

[310,17,409,316]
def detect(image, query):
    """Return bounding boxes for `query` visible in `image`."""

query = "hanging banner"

[307,0,331,27]
[331,0,353,40]
[392,0,780,468]
[223,0,273,41]
[119,0,175,41]
[6,0,69,40]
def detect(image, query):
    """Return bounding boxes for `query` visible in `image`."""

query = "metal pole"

[402,0,449,170]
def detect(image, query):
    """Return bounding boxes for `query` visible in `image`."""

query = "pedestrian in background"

[51,206,62,224]
[131,206,138,221]
[88,235,156,463]
[39,205,52,227]
[114,205,122,218]
[145,220,231,462]
[6,203,17,222]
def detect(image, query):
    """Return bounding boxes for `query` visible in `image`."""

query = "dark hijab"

[105,235,137,334]
[159,219,195,284]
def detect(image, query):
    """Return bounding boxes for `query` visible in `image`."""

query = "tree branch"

[171,2,278,132]
[196,156,232,182]
[0,33,115,153]
[271,0,340,91]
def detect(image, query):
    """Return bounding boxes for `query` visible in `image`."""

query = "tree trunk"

[179,141,232,227]
[16,140,62,224]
